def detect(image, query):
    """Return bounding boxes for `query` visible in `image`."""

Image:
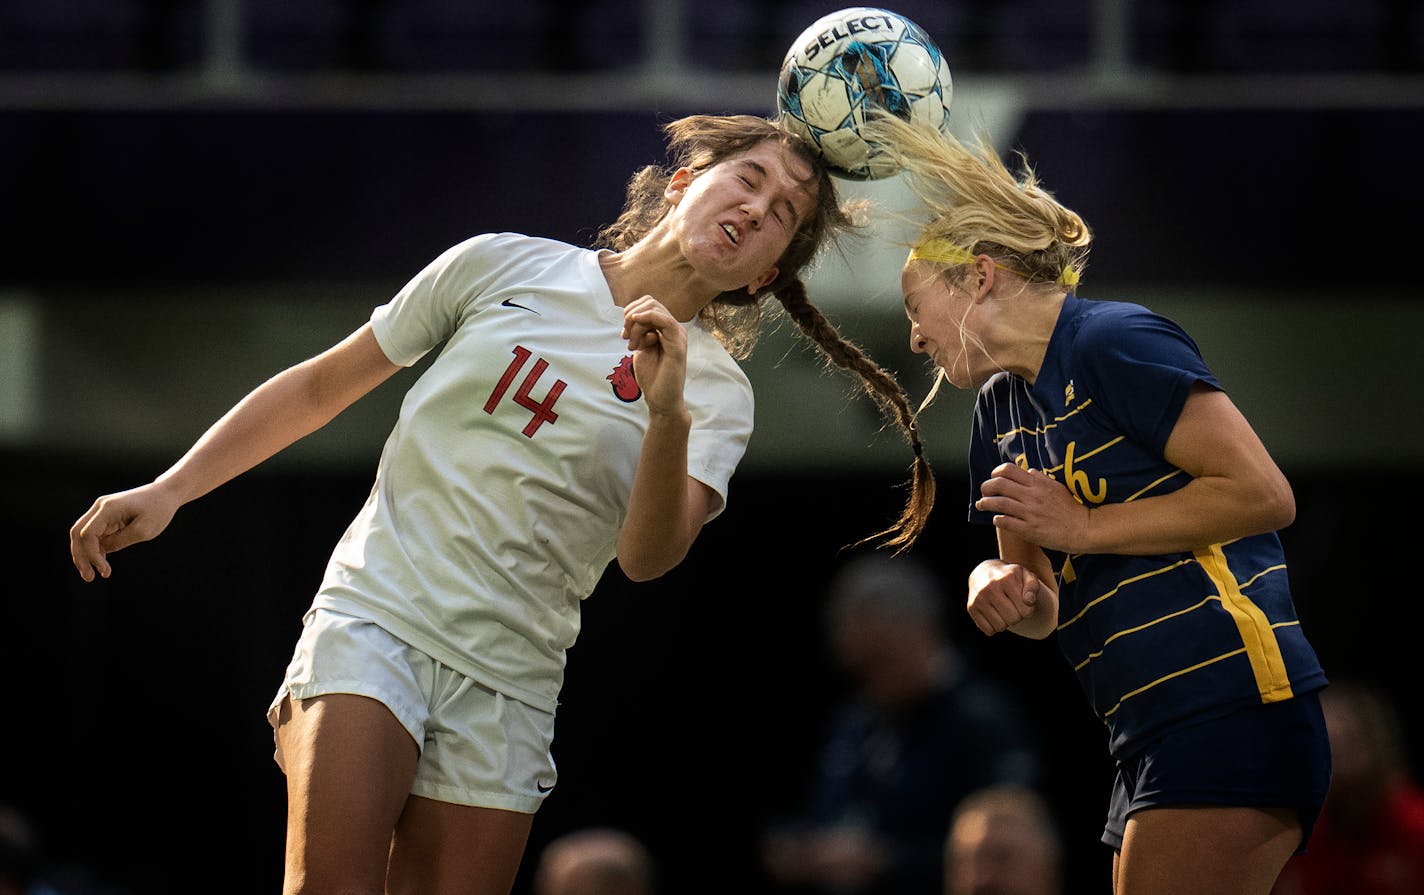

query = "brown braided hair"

[597,114,935,551]
[773,279,936,552]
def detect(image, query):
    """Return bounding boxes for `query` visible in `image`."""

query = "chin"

[941,359,974,391]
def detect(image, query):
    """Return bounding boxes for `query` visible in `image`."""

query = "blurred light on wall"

[0,294,38,441]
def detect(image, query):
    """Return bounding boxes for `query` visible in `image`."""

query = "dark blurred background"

[2,1,1423,893]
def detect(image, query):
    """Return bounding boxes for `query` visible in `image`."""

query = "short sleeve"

[1073,306,1221,456]
[683,326,755,522]
[370,233,512,367]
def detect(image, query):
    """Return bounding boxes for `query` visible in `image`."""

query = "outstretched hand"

[69,482,180,582]
[975,462,1089,553]
[621,296,689,418]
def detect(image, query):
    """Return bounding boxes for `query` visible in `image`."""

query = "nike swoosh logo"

[501,297,542,315]
[536,780,556,793]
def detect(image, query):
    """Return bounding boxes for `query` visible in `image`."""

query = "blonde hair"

[861,113,1092,289]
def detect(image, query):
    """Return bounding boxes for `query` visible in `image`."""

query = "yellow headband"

[908,238,1080,289]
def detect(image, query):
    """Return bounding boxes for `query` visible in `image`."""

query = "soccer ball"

[776,7,953,180]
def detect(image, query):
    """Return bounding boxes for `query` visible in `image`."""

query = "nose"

[909,323,928,355]
[740,200,764,228]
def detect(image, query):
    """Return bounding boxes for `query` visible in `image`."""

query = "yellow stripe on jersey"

[1058,435,1123,465]
[1194,544,1295,702]
[1056,559,1196,630]
[1033,435,1125,479]
[1068,573,1290,672]
[1102,647,1248,718]
[1240,564,1288,589]
[1125,469,1186,502]
[993,399,1094,444]
[1072,594,1223,671]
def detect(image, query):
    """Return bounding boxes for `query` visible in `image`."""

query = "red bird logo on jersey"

[607,355,641,403]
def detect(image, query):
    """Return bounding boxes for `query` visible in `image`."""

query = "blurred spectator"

[0,806,37,895]
[945,784,1062,895]
[0,805,127,895]
[533,827,657,895]
[1272,679,1424,895]
[761,554,1042,895]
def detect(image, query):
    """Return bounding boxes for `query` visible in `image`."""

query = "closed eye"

[736,160,800,230]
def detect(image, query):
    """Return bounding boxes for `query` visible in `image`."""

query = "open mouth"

[720,223,739,245]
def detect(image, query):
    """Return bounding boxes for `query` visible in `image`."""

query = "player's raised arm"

[614,295,710,582]
[68,323,400,581]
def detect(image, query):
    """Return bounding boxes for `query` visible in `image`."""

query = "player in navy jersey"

[66,115,933,895]
[862,114,1332,895]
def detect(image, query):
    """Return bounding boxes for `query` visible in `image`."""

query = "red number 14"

[484,346,567,437]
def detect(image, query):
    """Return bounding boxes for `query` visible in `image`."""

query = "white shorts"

[267,607,558,814]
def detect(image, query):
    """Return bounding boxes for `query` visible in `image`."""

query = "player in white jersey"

[67,115,932,895]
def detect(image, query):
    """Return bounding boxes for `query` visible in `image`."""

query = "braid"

[774,279,936,552]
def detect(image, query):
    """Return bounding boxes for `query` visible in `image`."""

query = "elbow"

[616,521,699,582]
[615,547,686,583]
[1259,474,1296,532]
[616,557,676,583]
[1270,489,1296,531]
[616,559,660,583]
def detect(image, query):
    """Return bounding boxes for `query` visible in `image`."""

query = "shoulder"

[686,320,753,393]
[1066,297,1167,342]
[442,232,581,266]
[1059,298,1208,383]
[1070,298,1197,350]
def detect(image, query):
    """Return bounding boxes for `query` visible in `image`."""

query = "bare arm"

[617,411,716,582]
[614,296,713,582]
[975,383,1294,556]
[69,324,401,581]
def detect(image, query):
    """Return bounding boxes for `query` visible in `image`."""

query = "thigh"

[386,796,534,895]
[1104,695,1331,856]
[1117,804,1300,895]
[275,693,420,895]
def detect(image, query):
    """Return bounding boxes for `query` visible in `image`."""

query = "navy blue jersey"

[967,295,1327,759]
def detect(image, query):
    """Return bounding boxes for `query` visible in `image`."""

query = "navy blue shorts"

[1102,690,1332,854]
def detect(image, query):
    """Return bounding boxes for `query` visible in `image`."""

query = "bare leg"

[1114,805,1301,895]
[275,693,420,895]
[386,797,534,895]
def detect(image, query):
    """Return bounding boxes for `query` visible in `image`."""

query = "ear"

[665,167,694,204]
[971,254,997,302]
[745,265,780,295]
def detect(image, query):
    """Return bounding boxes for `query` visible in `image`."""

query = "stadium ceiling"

[2,69,1424,112]
[1,0,1422,112]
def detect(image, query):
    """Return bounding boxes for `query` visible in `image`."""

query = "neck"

[993,289,1066,384]
[599,238,721,323]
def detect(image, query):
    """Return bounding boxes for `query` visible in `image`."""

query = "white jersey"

[310,232,754,712]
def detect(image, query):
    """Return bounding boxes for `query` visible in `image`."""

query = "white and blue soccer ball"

[776,7,953,180]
